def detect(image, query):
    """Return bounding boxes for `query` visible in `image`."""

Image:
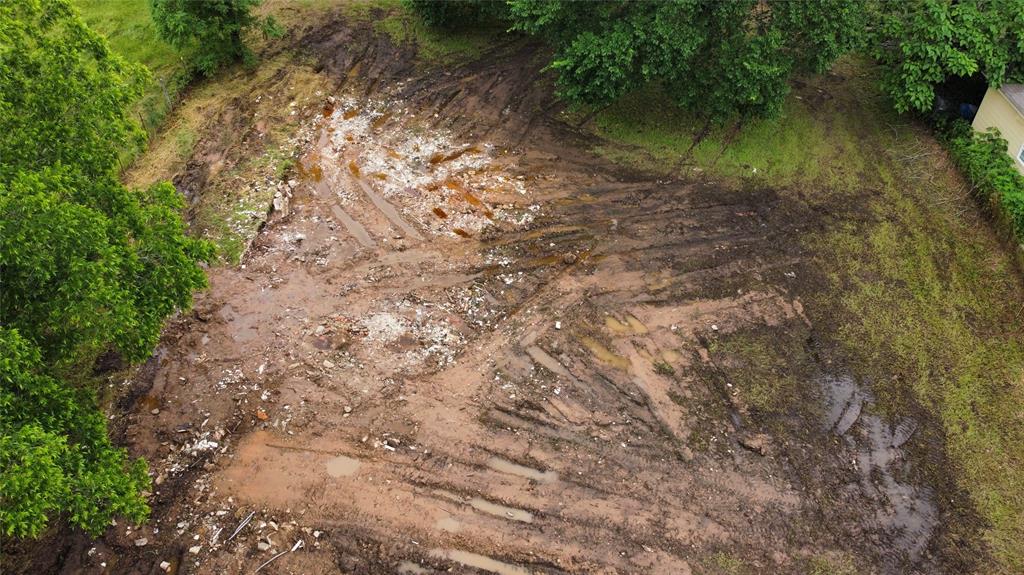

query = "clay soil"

[9,20,978,575]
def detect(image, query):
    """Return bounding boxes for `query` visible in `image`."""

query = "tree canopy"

[869,0,1024,113]
[0,0,210,537]
[408,0,1024,119]
[506,0,866,121]
[149,0,280,76]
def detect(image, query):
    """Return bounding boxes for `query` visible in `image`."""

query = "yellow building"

[972,84,1024,176]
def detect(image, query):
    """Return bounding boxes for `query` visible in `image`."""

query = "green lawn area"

[591,58,1024,573]
[74,0,189,139]
[334,0,499,64]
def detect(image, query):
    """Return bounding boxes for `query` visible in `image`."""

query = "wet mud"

[14,18,982,575]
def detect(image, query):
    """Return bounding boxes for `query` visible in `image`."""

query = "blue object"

[959,103,978,121]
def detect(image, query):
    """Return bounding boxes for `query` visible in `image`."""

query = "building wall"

[973,87,1024,176]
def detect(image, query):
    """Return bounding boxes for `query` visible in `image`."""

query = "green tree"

[149,0,280,76]
[870,0,1024,113]
[0,328,149,538]
[410,0,866,122]
[0,0,211,537]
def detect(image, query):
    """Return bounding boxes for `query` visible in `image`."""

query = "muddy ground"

[8,18,985,575]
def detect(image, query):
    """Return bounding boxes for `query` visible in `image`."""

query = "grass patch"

[588,55,1024,572]
[74,0,191,146]
[700,551,751,575]
[589,58,893,194]
[709,331,803,419]
[334,0,499,65]
[806,554,859,575]
[824,178,1024,571]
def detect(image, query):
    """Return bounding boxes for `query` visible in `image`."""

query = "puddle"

[428,549,531,575]
[432,207,448,219]
[524,346,576,382]
[819,375,937,564]
[469,497,534,523]
[343,107,359,119]
[397,561,433,574]
[331,204,376,248]
[604,314,648,335]
[580,337,631,370]
[348,160,361,177]
[435,516,462,532]
[486,456,558,484]
[322,100,335,118]
[453,228,471,238]
[661,349,681,363]
[217,303,260,342]
[325,454,362,478]
[354,178,424,240]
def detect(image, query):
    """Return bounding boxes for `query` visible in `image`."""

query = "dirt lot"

[13,20,987,575]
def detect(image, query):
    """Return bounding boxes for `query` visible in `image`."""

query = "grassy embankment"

[590,60,1024,573]
[74,0,190,153]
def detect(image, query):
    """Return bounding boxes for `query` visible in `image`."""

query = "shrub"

[945,120,1024,243]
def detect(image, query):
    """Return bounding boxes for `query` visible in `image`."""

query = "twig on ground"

[227,510,256,542]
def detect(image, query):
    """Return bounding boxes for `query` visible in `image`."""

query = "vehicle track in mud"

[30,19,968,575]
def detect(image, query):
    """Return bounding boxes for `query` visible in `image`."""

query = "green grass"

[336,0,499,65]
[709,331,802,418]
[590,59,888,194]
[589,56,1024,572]
[74,0,190,140]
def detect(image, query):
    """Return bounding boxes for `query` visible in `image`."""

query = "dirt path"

[50,23,958,575]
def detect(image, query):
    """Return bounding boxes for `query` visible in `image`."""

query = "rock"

[134,538,148,547]
[331,334,350,350]
[159,561,171,571]
[272,194,290,217]
[738,433,772,456]
[314,325,326,336]
[562,253,577,264]
[150,408,160,415]
[343,406,352,413]
[323,359,335,369]
[256,408,269,421]
[257,540,272,552]
[189,546,202,555]
[554,321,562,330]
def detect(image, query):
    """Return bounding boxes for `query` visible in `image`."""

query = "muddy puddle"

[428,549,531,575]
[485,457,558,484]
[324,454,361,478]
[820,375,937,563]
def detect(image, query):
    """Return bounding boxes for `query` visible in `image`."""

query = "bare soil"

[12,19,981,575]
